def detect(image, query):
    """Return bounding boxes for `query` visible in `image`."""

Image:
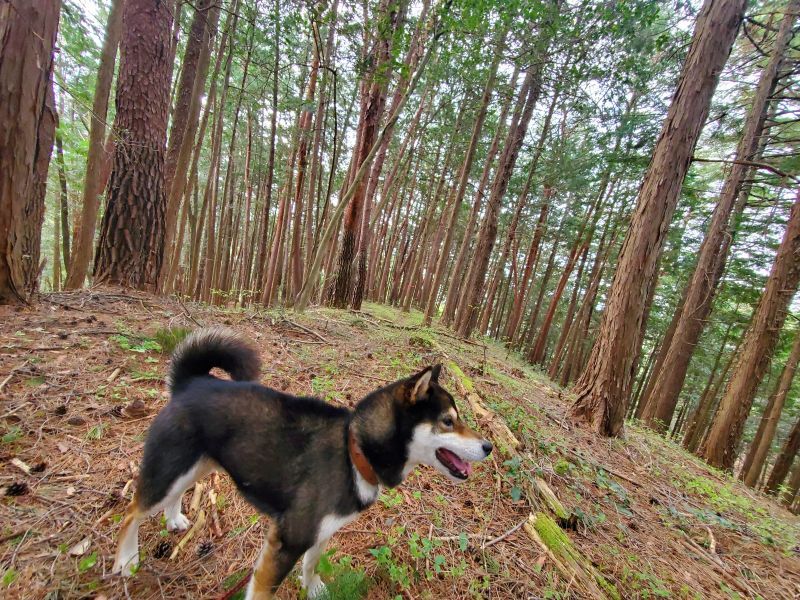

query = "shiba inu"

[112,328,493,599]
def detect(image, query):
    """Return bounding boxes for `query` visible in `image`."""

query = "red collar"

[348,428,379,486]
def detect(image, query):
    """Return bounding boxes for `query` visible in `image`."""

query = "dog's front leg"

[244,523,303,600]
[301,540,327,599]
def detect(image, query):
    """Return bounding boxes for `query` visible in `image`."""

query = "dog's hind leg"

[112,493,146,576]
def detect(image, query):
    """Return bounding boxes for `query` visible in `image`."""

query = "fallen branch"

[170,509,206,560]
[525,513,620,599]
[482,518,527,549]
[278,318,329,344]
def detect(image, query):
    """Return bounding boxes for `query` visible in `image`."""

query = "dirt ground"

[1,289,798,599]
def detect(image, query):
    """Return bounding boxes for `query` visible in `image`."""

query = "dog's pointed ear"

[430,364,442,382]
[409,366,433,404]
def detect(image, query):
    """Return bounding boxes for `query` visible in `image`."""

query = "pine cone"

[196,540,213,558]
[6,481,28,496]
[153,540,172,559]
[110,405,124,418]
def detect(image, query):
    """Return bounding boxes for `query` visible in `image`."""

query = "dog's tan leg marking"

[244,524,281,600]
[113,494,145,575]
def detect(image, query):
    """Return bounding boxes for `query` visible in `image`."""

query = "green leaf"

[2,427,22,444]
[2,569,17,587]
[78,552,97,573]
[458,531,468,551]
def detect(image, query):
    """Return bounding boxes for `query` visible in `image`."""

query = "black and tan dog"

[112,328,493,599]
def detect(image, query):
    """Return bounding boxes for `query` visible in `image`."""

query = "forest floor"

[0,289,798,600]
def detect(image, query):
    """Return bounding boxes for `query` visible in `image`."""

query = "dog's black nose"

[482,441,493,455]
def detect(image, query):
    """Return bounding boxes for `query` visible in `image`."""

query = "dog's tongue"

[438,448,472,476]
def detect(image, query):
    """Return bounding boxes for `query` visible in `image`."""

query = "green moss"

[446,361,474,393]
[534,514,620,600]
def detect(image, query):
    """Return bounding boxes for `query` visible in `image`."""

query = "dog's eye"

[442,416,454,428]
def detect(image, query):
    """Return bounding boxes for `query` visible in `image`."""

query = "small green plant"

[503,456,524,502]
[87,424,105,441]
[554,458,572,476]
[2,426,22,444]
[78,552,98,573]
[315,551,369,600]
[379,489,404,509]
[111,334,162,353]
[468,574,491,598]
[152,327,191,354]
[2,568,17,587]
[369,545,410,589]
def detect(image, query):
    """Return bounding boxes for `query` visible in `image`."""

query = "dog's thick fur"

[112,328,492,599]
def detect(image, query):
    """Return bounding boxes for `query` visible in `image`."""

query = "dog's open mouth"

[435,448,472,480]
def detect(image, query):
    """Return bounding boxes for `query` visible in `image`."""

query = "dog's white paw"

[112,552,139,577]
[166,513,191,532]
[305,576,327,599]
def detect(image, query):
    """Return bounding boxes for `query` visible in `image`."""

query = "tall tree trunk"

[52,192,61,291]
[683,329,743,452]
[0,0,60,304]
[93,0,173,290]
[55,129,71,272]
[422,25,508,325]
[780,460,800,508]
[254,0,280,293]
[289,41,320,302]
[505,187,551,342]
[295,6,443,313]
[766,415,800,495]
[161,0,220,290]
[188,5,234,296]
[328,0,405,308]
[569,0,745,436]
[455,57,547,338]
[64,0,124,290]
[640,1,797,432]
[440,66,519,327]
[741,327,800,487]
[701,190,800,469]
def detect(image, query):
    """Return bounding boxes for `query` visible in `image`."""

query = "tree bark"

[161,0,219,290]
[701,190,800,469]
[766,415,800,495]
[456,57,547,338]
[254,0,280,293]
[64,0,124,290]
[640,0,797,433]
[93,0,173,290]
[741,327,800,487]
[0,0,60,304]
[328,0,406,308]
[440,66,519,327]
[422,25,507,325]
[569,0,745,436]
[683,328,743,453]
[780,460,800,508]
[505,188,551,343]
[54,129,71,272]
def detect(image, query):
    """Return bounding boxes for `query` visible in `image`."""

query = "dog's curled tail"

[168,327,261,393]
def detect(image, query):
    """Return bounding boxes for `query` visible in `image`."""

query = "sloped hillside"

[0,290,798,599]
